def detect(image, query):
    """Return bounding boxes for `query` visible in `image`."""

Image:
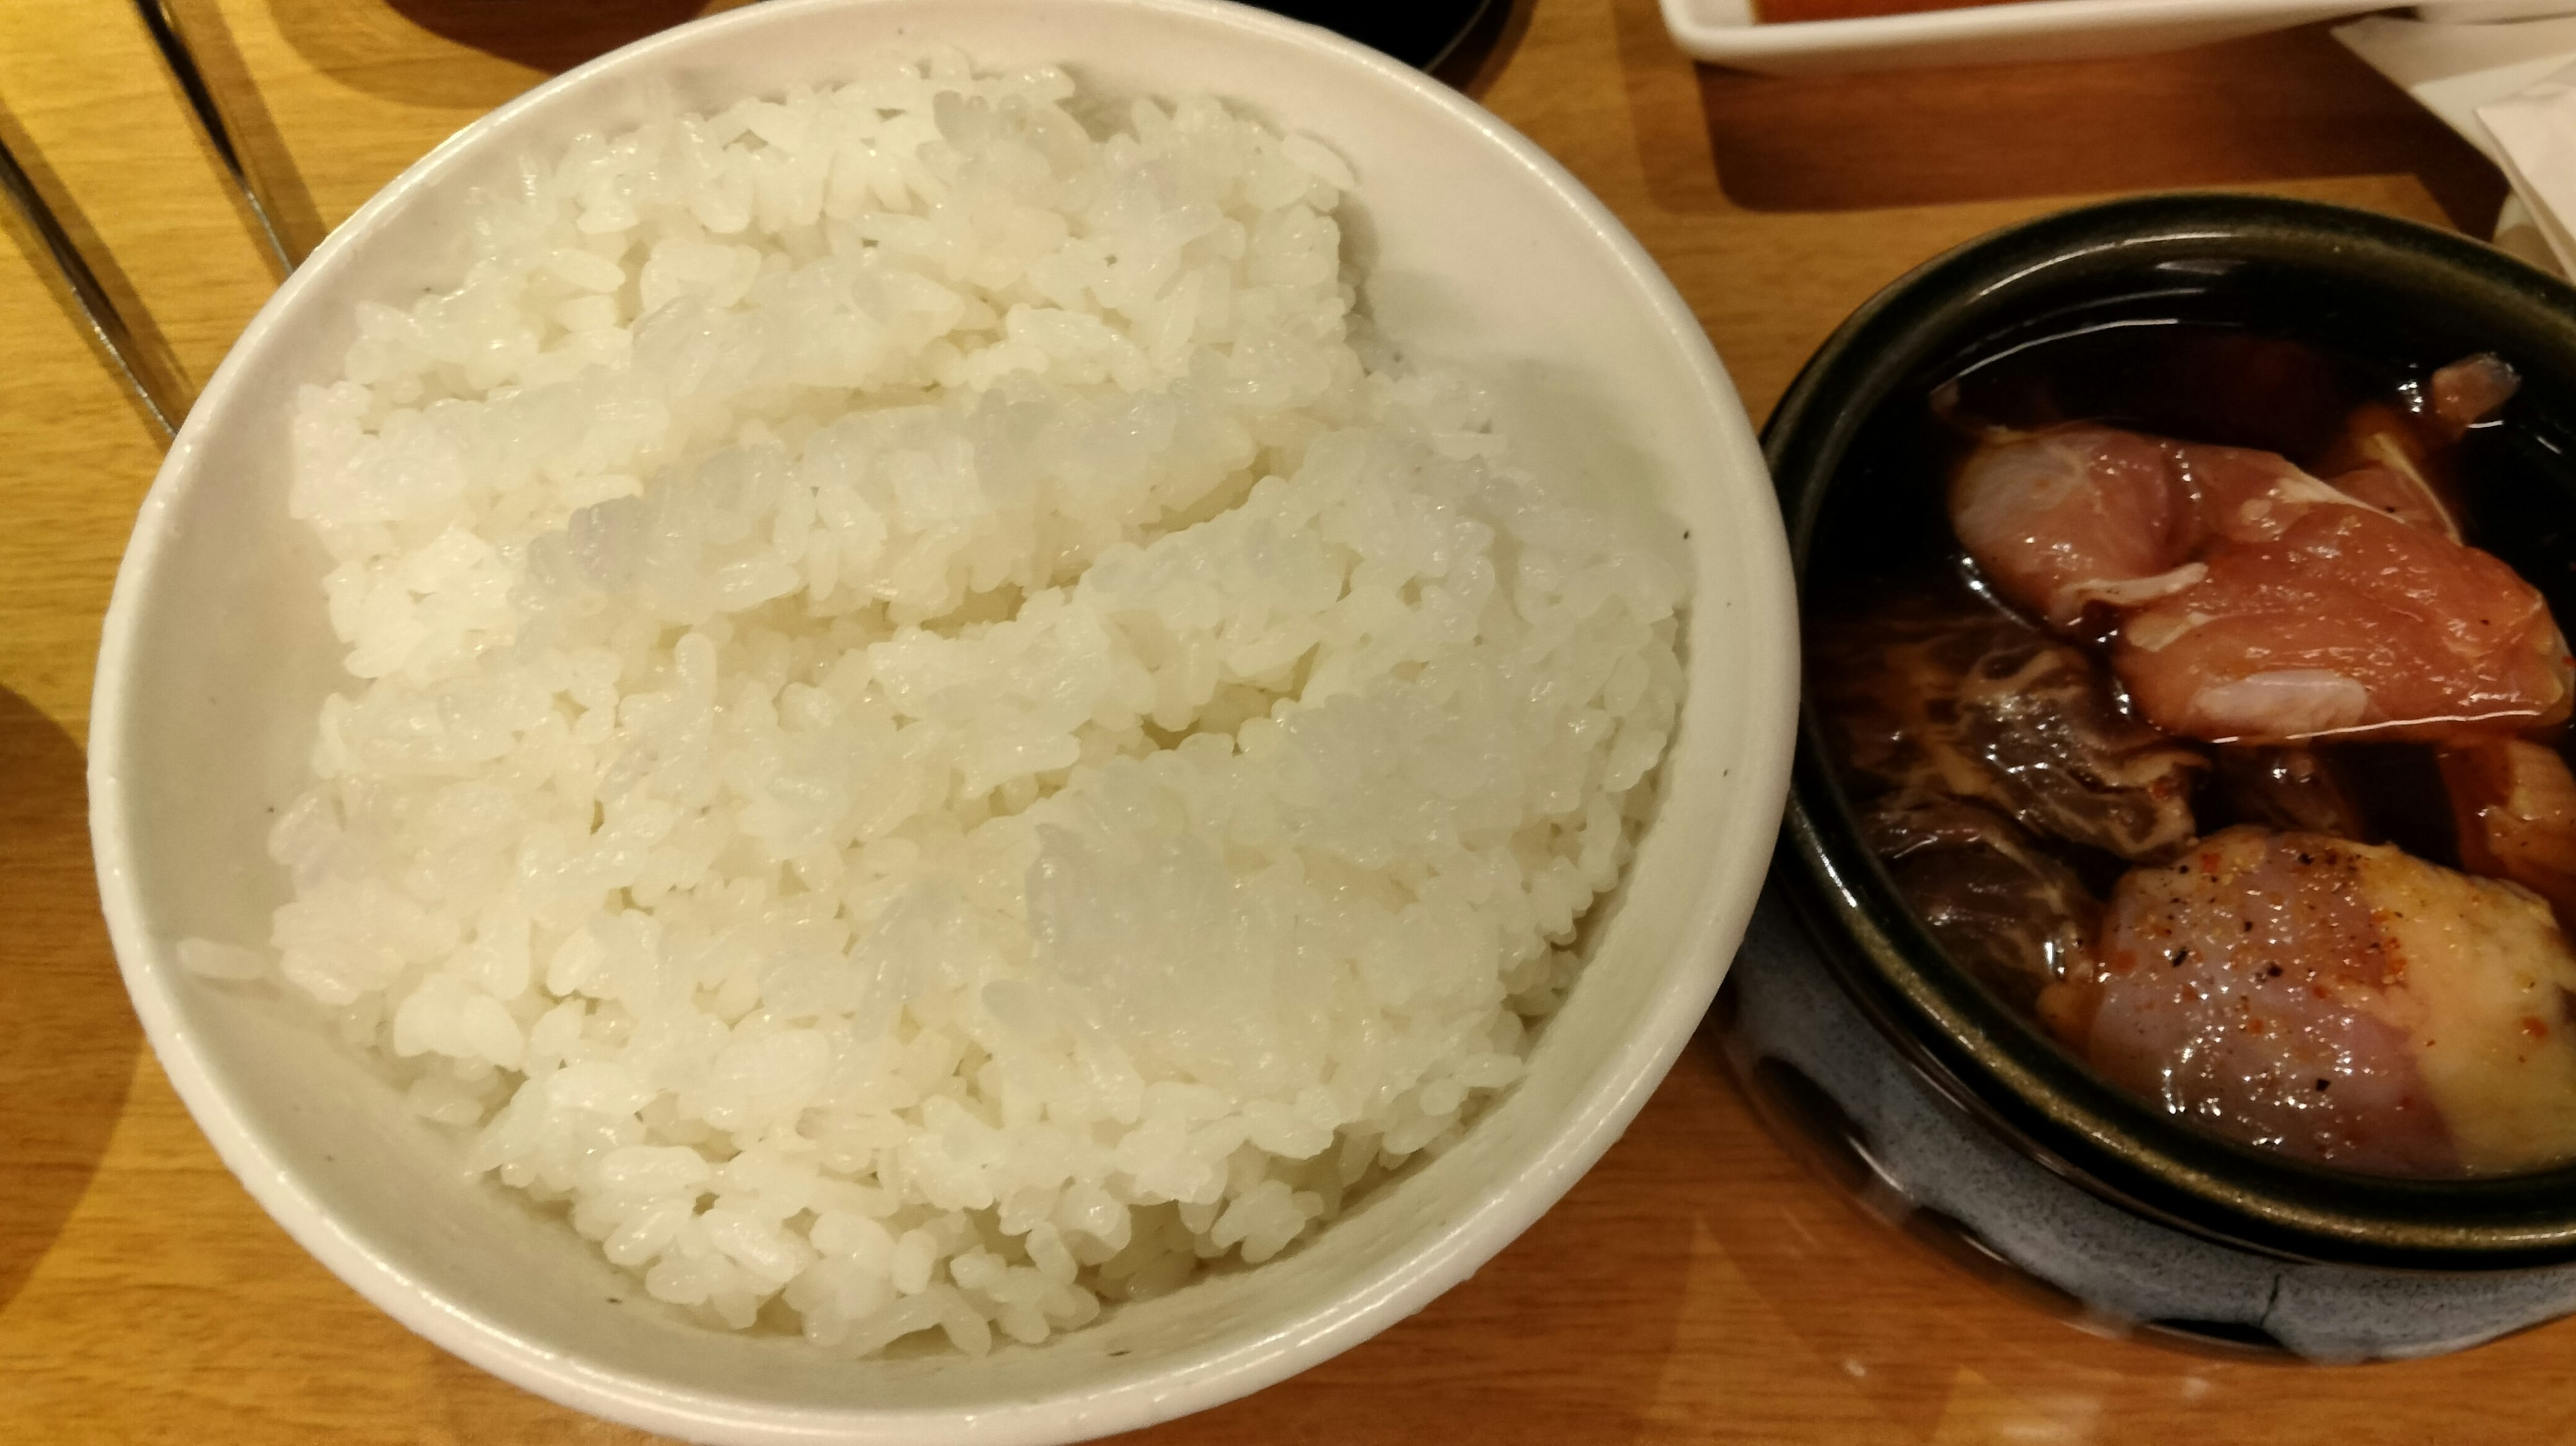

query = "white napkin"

[2335,13,2576,273]
[2477,61,2576,272]
[2337,13,2576,158]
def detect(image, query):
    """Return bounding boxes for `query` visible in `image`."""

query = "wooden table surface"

[0,0,2554,1440]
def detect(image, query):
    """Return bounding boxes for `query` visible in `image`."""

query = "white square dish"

[1670,0,2415,74]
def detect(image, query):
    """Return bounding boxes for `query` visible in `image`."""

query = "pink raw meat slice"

[2113,502,2571,744]
[1947,425,2196,630]
[1950,419,2571,744]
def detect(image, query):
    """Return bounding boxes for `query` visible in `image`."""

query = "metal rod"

[0,132,182,436]
[133,0,299,273]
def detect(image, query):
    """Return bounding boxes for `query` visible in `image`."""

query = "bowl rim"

[1766,189,2576,1271]
[83,0,1797,1439]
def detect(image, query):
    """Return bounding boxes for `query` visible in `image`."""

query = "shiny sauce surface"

[1814,320,2576,1176]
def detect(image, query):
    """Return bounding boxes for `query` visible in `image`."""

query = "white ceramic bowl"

[87,1,1796,1440]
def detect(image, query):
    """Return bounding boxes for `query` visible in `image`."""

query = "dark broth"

[1807,294,2576,1174]
[1811,313,2571,869]
[1809,266,2576,612]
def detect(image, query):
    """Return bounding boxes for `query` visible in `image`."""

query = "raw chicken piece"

[1864,796,2099,1011]
[1946,425,2200,630]
[1947,426,2363,630]
[2313,404,2460,541]
[2337,462,2456,537]
[1951,421,2572,746]
[2303,354,2515,541]
[2113,502,2571,743]
[1813,584,2205,862]
[2045,826,2576,1176]
[2444,740,2576,930]
[2430,353,2522,435]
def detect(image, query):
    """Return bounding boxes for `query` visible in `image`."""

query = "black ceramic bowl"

[1769,192,2576,1271]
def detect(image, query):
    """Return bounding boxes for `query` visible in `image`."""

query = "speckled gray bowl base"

[1725,881,2576,1361]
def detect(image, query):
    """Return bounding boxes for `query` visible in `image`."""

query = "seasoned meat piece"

[1814,585,2205,862]
[1864,796,2098,1011]
[1949,417,2573,746]
[2204,745,2367,840]
[2044,826,2576,1176]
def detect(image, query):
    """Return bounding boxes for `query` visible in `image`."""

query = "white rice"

[241,53,1686,1354]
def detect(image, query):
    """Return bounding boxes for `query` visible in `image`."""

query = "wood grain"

[0,0,2546,1440]
[1695,21,2506,227]
[0,0,282,402]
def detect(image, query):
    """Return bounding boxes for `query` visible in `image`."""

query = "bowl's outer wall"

[87,1,1799,1441]
[1766,191,2576,1270]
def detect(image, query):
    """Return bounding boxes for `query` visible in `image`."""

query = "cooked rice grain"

[250,54,1685,1353]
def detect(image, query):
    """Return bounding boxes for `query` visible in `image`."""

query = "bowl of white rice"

[87,0,1794,1440]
